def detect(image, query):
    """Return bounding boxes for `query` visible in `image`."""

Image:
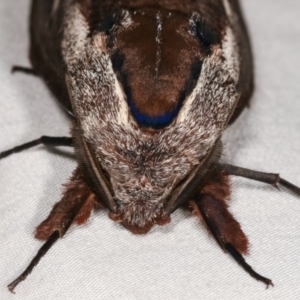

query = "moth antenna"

[0,136,73,160]
[7,231,60,294]
[216,163,300,196]
[225,243,274,288]
[11,66,37,75]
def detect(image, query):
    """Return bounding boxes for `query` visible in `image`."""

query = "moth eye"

[97,9,131,35]
[98,12,121,34]
[189,15,217,50]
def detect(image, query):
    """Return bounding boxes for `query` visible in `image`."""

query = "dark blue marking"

[190,16,217,51]
[126,59,203,129]
[111,51,203,129]
[128,98,181,129]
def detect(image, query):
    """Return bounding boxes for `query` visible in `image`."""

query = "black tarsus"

[0,136,73,160]
[225,243,274,288]
[216,163,300,196]
[11,66,37,76]
[7,231,60,293]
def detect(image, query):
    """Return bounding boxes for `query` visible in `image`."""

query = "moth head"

[64,5,239,233]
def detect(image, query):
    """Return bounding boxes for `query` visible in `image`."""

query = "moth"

[2,0,300,293]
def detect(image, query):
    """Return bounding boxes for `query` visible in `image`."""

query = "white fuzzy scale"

[62,1,240,227]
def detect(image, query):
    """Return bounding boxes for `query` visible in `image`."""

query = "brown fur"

[80,0,227,35]
[35,168,100,240]
[113,8,202,117]
[189,171,249,254]
[109,210,171,234]
[74,194,97,225]
[201,171,231,202]
[122,220,154,234]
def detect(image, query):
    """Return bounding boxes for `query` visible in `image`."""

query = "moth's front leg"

[11,66,37,76]
[0,136,73,160]
[35,167,100,240]
[8,167,102,293]
[189,171,273,288]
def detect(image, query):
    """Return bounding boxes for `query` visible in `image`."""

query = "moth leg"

[189,171,273,287]
[224,243,273,288]
[7,231,59,293]
[217,163,300,196]
[7,168,101,293]
[0,136,73,160]
[11,66,37,76]
[35,168,98,240]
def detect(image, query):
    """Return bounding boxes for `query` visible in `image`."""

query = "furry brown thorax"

[64,0,240,231]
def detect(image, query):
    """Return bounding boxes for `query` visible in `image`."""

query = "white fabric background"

[1,1,300,299]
